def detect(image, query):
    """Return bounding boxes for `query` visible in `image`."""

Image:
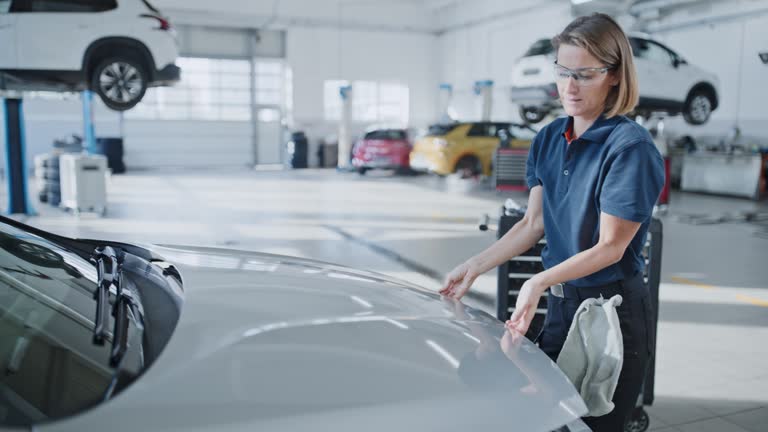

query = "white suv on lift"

[0,0,180,111]
[511,34,719,125]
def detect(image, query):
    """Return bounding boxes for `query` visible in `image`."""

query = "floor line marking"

[670,276,716,290]
[735,294,768,308]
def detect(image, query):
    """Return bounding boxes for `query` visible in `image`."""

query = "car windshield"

[426,124,459,136]
[364,130,406,141]
[0,221,143,427]
[524,38,554,57]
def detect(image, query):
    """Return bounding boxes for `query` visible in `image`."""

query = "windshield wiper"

[90,246,118,346]
[90,245,144,368]
[110,270,144,368]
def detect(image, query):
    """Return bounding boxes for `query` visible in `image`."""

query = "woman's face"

[555,44,619,119]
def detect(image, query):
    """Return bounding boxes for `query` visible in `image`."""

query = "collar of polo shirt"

[560,115,624,144]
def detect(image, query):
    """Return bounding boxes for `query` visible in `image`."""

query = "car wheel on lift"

[682,90,713,125]
[91,57,148,112]
[519,106,548,124]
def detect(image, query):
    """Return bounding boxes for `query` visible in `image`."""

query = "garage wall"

[287,27,438,153]
[435,0,572,122]
[644,0,768,140]
[166,1,439,166]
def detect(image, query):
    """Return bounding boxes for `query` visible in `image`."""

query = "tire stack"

[35,135,84,207]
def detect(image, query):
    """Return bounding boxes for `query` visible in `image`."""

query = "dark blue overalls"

[525,114,665,431]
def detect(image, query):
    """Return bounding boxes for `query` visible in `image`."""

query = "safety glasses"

[553,61,615,87]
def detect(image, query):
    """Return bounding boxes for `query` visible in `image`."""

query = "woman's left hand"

[505,276,548,335]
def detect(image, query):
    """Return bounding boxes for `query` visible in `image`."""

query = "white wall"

[287,27,437,160]
[435,0,572,122]
[163,1,439,166]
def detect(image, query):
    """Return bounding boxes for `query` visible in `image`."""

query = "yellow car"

[410,122,535,177]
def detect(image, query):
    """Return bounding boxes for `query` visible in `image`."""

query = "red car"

[352,129,412,175]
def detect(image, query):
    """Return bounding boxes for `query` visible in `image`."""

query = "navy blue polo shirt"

[526,115,665,287]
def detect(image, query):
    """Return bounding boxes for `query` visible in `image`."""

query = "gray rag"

[556,294,624,417]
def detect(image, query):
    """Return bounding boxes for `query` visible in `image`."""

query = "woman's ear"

[609,72,620,87]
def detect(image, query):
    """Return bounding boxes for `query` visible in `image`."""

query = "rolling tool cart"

[481,200,662,432]
[492,130,530,192]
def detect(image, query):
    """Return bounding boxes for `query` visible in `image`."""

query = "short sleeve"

[526,134,541,189]
[599,141,665,223]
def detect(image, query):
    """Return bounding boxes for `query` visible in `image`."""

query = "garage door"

[123,119,253,169]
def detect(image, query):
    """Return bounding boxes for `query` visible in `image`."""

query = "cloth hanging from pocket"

[556,294,624,417]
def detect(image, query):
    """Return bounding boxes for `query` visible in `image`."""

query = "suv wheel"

[683,90,713,125]
[91,57,148,111]
[519,106,548,124]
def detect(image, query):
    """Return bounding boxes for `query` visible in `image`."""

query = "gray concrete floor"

[4,167,768,431]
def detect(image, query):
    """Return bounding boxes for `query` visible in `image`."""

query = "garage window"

[128,57,252,121]
[10,0,117,13]
[255,60,287,106]
[323,80,409,124]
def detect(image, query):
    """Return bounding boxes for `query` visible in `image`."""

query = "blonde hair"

[552,13,639,118]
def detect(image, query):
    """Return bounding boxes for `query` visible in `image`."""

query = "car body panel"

[36,244,587,432]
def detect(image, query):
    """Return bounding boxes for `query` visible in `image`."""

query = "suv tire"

[682,89,714,125]
[519,106,548,124]
[91,56,148,111]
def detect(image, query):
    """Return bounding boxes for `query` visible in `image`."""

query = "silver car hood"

[40,244,587,432]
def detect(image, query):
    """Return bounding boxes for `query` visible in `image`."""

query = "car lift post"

[474,80,493,121]
[2,96,35,215]
[82,90,97,154]
[337,84,353,171]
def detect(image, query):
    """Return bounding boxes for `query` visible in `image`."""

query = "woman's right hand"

[439,260,480,299]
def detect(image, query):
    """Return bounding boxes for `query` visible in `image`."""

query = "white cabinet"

[59,154,108,215]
